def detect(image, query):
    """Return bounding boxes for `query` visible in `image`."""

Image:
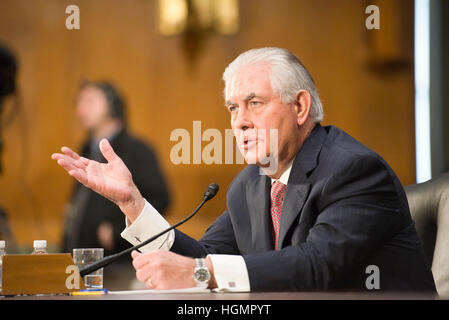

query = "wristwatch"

[193,258,211,288]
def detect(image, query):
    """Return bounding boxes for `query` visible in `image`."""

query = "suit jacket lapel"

[246,173,272,252]
[277,124,327,249]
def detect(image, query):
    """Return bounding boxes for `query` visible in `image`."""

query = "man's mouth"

[244,139,256,150]
[241,137,263,151]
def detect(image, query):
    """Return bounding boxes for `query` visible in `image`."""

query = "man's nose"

[233,107,253,131]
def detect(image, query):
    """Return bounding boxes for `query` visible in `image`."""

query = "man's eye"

[250,101,261,107]
[229,105,238,112]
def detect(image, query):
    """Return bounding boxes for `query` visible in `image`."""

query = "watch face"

[194,269,210,282]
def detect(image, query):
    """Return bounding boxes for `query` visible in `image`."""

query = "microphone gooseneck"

[78,183,219,277]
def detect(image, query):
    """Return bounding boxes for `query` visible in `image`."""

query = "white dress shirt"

[121,163,293,292]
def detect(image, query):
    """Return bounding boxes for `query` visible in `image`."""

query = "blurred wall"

[0,0,415,250]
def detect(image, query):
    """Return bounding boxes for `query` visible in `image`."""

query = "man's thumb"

[99,138,118,162]
[131,250,141,259]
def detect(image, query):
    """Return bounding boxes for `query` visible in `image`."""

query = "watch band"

[195,258,207,268]
[193,258,211,288]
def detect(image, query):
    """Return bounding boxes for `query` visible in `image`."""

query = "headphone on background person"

[79,79,127,125]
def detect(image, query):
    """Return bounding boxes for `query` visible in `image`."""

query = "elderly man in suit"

[52,47,436,292]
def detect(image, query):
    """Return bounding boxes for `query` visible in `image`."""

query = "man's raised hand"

[51,138,145,222]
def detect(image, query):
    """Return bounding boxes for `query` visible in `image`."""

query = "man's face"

[76,86,110,132]
[226,63,300,169]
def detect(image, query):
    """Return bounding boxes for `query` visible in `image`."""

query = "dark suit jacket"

[171,124,436,292]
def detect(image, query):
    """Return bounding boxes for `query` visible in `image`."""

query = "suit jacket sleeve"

[243,155,403,291]
[170,210,241,257]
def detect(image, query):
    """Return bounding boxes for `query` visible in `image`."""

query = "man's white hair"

[223,47,324,123]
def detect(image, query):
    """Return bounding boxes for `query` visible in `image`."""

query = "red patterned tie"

[271,181,286,250]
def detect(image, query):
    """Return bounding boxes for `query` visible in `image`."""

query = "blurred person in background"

[61,80,171,289]
[0,42,18,252]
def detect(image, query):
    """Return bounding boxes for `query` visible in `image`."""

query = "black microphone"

[78,183,219,277]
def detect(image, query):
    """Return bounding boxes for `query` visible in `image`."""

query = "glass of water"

[72,248,104,290]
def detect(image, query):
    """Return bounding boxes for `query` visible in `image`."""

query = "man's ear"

[294,90,312,126]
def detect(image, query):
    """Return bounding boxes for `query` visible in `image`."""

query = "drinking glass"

[72,248,104,290]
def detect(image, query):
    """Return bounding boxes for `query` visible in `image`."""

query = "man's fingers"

[51,153,63,161]
[135,265,153,283]
[131,251,156,285]
[52,153,87,171]
[68,168,89,186]
[54,156,77,172]
[99,139,119,163]
[132,250,153,270]
[61,146,81,160]
[80,157,90,166]
[131,251,194,290]
[55,149,89,168]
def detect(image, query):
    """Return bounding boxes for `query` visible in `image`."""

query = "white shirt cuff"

[120,199,174,252]
[208,254,250,292]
